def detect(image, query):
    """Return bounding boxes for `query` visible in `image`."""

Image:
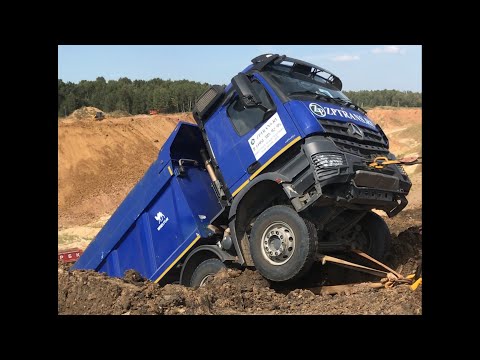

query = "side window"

[227,80,274,136]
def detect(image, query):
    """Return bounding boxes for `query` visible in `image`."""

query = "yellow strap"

[410,278,422,291]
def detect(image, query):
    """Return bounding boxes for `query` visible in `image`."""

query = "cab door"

[205,76,301,196]
[203,102,245,190]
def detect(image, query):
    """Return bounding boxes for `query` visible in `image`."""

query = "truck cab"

[73,54,412,287]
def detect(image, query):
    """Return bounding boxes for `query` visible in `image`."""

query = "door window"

[227,81,274,136]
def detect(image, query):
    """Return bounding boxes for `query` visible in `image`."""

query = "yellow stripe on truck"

[231,136,302,197]
[231,179,250,197]
[154,233,201,283]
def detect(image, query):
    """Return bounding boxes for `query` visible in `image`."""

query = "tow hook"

[368,155,422,169]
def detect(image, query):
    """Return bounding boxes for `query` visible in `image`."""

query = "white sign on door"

[248,113,287,161]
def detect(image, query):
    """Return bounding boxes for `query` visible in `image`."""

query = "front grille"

[319,119,389,158]
[331,138,389,158]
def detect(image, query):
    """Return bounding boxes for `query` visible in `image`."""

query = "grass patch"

[58,234,81,245]
[58,234,94,244]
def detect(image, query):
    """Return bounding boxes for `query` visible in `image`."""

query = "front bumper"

[284,136,412,217]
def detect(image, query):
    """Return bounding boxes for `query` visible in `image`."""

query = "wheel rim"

[260,221,296,265]
[199,274,214,287]
[353,232,372,253]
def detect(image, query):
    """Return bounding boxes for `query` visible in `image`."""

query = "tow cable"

[317,249,422,290]
[368,155,422,169]
[364,156,422,289]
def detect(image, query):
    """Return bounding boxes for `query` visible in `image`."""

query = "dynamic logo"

[309,103,326,117]
[154,211,169,231]
[308,102,375,127]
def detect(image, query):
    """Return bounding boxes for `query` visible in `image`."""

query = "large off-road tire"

[189,258,226,288]
[249,205,317,282]
[356,212,392,261]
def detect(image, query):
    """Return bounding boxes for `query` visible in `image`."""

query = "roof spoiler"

[250,53,343,91]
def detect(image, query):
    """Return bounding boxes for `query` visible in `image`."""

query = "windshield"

[262,63,351,102]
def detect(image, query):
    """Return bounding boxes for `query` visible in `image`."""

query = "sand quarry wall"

[58,113,194,227]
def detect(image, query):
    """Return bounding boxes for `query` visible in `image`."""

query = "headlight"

[311,153,346,168]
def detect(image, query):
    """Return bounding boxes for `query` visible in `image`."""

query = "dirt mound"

[384,207,422,235]
[58,113,194,227]
[108,110,131,118]
[386,226,422,276]
[58,226,422,315]
[68,106,105,120]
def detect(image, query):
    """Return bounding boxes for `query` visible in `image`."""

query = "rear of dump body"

[71,122,223,282]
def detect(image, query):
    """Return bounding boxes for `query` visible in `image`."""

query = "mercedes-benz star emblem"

[348,123,364,139]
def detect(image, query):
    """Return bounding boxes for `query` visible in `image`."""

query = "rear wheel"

[189,258,226,288]
[249,205,317,282]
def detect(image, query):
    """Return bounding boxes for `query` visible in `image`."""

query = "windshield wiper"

[332,97,367,114]
[288,91,367,114]
[288,91,334,103]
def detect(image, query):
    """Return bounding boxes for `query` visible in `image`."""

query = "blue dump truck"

[72,54,412,287]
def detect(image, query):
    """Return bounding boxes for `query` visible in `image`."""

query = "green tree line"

[344,90,422,108]
[58,77,210,117]
[58,77,422,117]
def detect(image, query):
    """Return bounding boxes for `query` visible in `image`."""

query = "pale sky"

[58,45,422,91]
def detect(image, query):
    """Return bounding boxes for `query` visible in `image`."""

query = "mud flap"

[387,195,408,218]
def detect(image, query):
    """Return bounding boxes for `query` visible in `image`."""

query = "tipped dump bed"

[72,122,222,282]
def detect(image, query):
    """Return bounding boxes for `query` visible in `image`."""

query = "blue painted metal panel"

[72,122,223,282]
[72,157,174,271]
[284,100,324,136]
[204,108,245,188]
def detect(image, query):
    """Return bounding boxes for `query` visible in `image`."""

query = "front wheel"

[354,212,392,261]
[249,205,317,282]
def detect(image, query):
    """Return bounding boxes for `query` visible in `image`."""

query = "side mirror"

[262,108,276,121]
[330,76,343,91]
[231,73,261,108]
